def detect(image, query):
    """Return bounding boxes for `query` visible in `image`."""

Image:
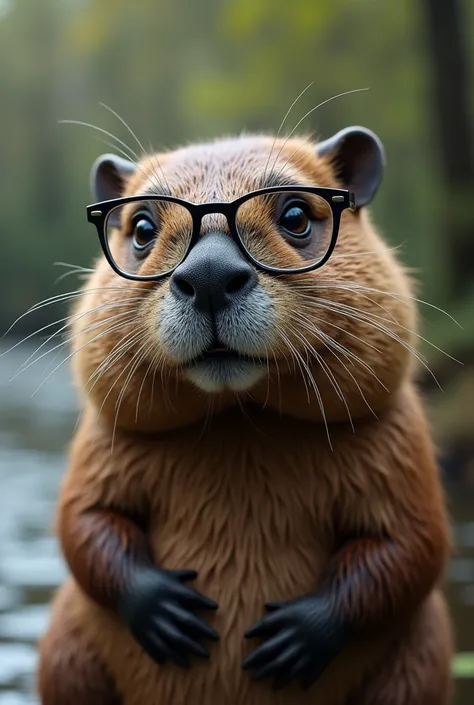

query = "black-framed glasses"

[87,185,355,281]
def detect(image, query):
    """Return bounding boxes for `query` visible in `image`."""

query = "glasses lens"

[235,191,334,270]
[105,198,193,277]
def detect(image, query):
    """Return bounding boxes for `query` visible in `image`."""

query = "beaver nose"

[170,233,257,315]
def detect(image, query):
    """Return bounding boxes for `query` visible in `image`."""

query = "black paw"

[242,595,347,690]
[118,567,219,668]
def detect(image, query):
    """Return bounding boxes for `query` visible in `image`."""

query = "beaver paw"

[243,595,347,690]
[118,567,219,668]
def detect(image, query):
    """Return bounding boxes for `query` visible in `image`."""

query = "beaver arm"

[316,526,448,636]
[59,495,219,669]
[59,501,154,611]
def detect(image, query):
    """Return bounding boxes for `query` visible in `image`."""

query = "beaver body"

[38,129,453,704]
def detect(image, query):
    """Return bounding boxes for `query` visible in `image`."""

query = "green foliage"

[453,652,474,678]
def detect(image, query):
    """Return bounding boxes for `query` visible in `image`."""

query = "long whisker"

[111,338,151,451]
[68,316,142,435]
[92,134,165,196]
[10,299,142,374]
[268,88,369,178]
[295,287,401,324]
[278,326,332,449]
[330,244,406,260]
[52,262,95,285]
[59,120,142,165]
[288,323,354,431]
[86,326,145,389]
[291,311,381,417]
[50,310,138,383]
[311,295,458,364]
[135,351,161,422]
[262,82,314,186]
[12,296,141,357]
[306,298,442,388]
[26,314,140,394]
[294,281,461,327]
[99,102,170,193]
[293,307,389,392]
[113,341,150,417]
[53,262,95,273]
[92,329,146,424]
[277,327,310,402]
[59,118,166,196]
[70,326,143,440]
[3,284,146,335]
[312,330,378,419]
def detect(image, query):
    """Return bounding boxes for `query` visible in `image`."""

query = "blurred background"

[0,0,473,702]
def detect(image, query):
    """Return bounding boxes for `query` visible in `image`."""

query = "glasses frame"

[87,185,356,281]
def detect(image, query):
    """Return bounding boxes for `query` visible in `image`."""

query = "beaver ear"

[316,126,385,208]
[90,154,136,202]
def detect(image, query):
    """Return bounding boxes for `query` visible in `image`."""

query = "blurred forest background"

[0,0,474,702]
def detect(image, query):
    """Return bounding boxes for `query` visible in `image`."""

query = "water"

[0,342,473,703]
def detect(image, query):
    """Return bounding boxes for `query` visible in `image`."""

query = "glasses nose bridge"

[194,201,232,235]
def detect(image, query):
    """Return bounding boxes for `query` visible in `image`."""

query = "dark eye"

[279,201,311,238]
[131,212,156,251]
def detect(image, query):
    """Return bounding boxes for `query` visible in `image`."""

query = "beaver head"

[71,128,416,432]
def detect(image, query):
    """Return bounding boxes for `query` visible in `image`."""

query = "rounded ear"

[90,154,136,202]
[316,126,385,208]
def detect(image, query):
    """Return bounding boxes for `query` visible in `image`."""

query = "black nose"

[170,233,257,315]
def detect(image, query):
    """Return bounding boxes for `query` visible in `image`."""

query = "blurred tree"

[422,0,474,304]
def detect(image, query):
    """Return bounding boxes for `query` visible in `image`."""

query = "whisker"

[26,314,140,393]
[4,285,146,336]
[330,244,406,260]
[278,327,332,449]
[92,330,147,425]
[10,299,142,374]
[299,281,462,328]
[110,338,151,451]
[272,135,318,181]
[53,269,92,285]
[98,102,170,194]
[293,307,389,392]
[60,117,166,196]
[52,262,95,285]
[313,331,378,419]
[134,349,160,423]
[291,311,380,417]
[288,323,354,431]
[311,295,459,364]
[53,261,95,273]
[262,81,314,186]
[59,119,142,165]
[268,88,369,179]
[278,328,310,402]
[92,135,165,196]
[295,288,400,325]
[86,326,145,388]
[306,299,443,389]
[74,328,144,440]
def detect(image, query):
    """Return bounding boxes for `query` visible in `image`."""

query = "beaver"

[37,125,453,705]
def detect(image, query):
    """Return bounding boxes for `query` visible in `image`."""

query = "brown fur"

[38,134,453,704]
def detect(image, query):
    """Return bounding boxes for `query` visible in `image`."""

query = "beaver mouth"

[187,344,267,366]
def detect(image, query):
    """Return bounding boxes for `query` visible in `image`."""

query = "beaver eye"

[279,200,312,238]
[131,211,157,251]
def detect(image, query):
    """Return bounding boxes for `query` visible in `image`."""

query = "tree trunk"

[421,0,474,302]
